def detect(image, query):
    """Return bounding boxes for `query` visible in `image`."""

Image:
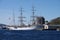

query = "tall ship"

[7,6,37,30]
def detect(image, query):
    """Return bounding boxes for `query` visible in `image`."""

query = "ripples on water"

[0,30,60,40]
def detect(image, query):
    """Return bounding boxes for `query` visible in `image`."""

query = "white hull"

[7,26,36,30]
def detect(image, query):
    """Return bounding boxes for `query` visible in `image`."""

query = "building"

[36,16,45,25]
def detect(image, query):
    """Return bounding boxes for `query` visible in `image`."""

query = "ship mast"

[31,6,36,25]
[19,7,25,27]
[13,9,16,27]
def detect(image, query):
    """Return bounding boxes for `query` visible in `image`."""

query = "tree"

[49,17,60,25]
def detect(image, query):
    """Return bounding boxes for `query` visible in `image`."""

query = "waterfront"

[0,30,60,40]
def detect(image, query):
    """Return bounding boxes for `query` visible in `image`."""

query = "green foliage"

[49,17,60,25]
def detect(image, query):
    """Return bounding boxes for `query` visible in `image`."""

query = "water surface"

[0,30,60,40]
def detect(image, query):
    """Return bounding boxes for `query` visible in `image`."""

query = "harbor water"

[0,30,60,40]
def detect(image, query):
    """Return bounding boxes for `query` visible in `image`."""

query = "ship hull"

[7,26,36,30]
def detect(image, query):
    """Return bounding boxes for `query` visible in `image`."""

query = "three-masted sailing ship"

[7,6,37,30]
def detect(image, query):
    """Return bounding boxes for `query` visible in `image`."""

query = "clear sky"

[0,0,60,25]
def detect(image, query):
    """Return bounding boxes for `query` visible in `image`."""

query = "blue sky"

[0,0,60,25]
